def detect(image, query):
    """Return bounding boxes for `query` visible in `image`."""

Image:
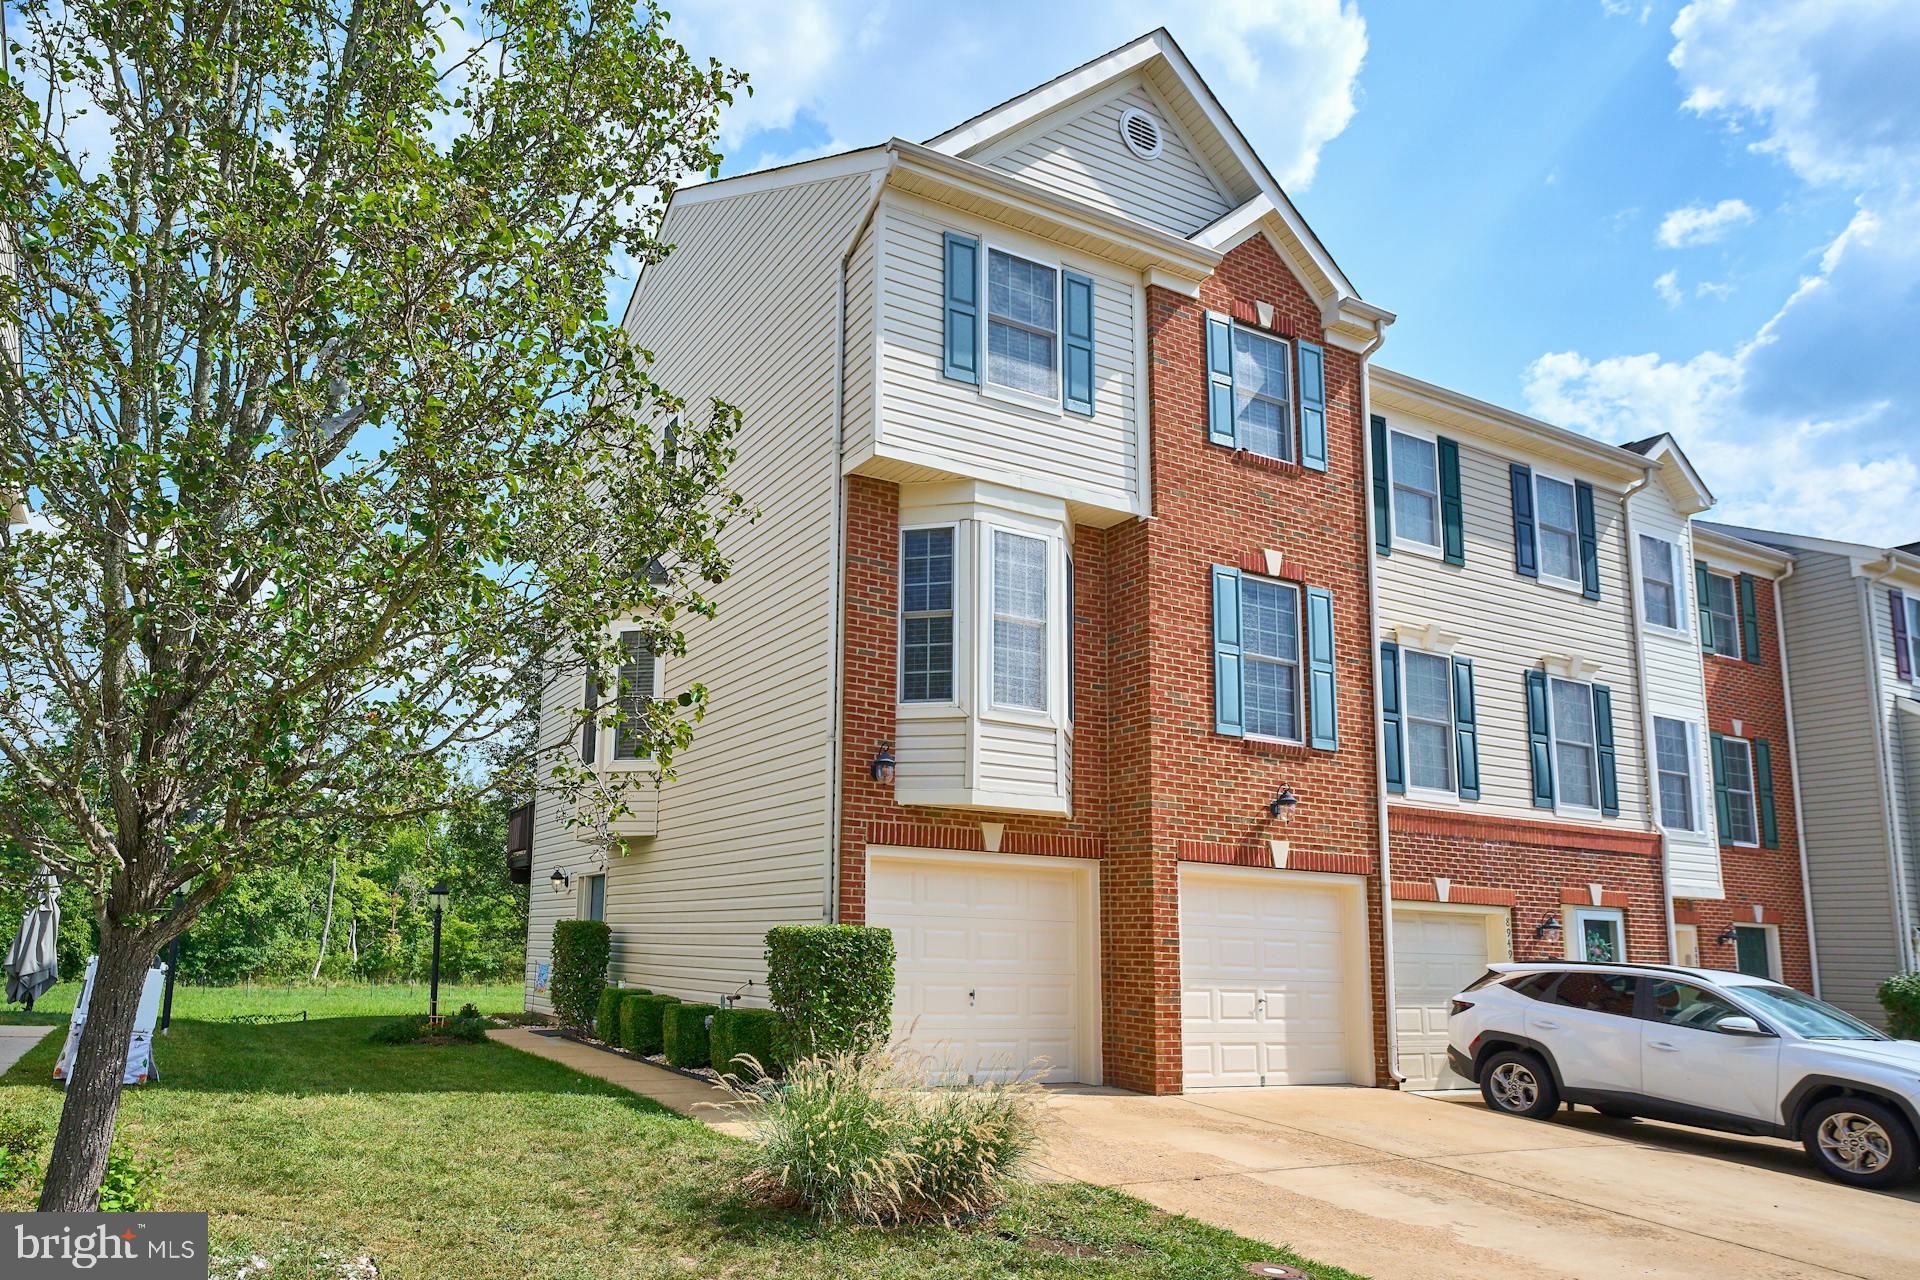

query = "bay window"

[991,530,1048,711]
[901,527,956,703]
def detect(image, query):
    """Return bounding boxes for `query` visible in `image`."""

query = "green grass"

[5,980,523,1023]
[0,985,1360,1280]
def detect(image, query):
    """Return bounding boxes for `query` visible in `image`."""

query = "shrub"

[764,924,895,1060]
[549,919,611,1030]
[710,1007,784,1078]
[595,986,629,1043]
[0,1111,48,1192]
[368,1012,489,1045]
[1880,972,1920,1039]
[721,1044,1042,1226]
[621,993,680,1056]
[665,1002,718,1069]
[96,1151,160,1212]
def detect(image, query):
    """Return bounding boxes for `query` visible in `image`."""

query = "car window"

[1646,980,1747,1031]
[1510,973,1562,1001]
[1548,972,1638,1016]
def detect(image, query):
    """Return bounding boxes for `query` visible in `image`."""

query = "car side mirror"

[1716,1015,1770,1037]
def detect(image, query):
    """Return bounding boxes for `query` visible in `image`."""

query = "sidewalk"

[0,1025,53,1077]
[487,1026,751,1136]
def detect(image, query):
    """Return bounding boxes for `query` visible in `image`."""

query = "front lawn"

[0,986,1358,1279]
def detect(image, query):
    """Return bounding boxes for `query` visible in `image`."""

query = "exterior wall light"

[1266,786,1299,821]
[1535,916,1563,941]
[550,867,571,894]
[1715,926,1739,946]
[869,740,896,784]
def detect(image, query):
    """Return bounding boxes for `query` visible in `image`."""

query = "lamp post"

[427,883,449,1019]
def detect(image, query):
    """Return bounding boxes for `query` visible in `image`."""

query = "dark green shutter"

[1739,573,1761,664]
[581,674,598,764]
[1062,270,1094,416]
[1306,586,1338,750]
[1452,656,1479,800]
[1575,481,1600,600]
[1592,683,1618,817]
[1206,315,1236,447]
[1525,669,1554,808]
[1710,731,1731,841]
[1371,415,1392,554]
[1438,436,1465,566]
[1298,341,1328,472]
[1380,642,1406,794]
[1696,561,1713,652]
[1510,464,1537,578]
[1212,566,1244,736]
[942,232,979,383]
[1755,738,1778,848]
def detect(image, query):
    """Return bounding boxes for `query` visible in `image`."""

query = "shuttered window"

[1215,569,1336,748]
[1704,571,1740,658]
[1242,576,1302,742]
[1892,589,1918,682]
[1534,475,1580,585]
[1404,651,1454,793]
[901,527,956,703]
[1232,325,1293,462]
[1549,676,1600,811]
[991,530,1048,710]
[1720,736,1759,847]
[1389,430,1441,551]
[986,250,1058,399]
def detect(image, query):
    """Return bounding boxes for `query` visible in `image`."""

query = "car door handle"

[1533,1019,1560,1030]
[1649,1040,1680,1052]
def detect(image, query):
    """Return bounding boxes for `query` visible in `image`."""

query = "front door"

[1732,926,1774,979]
[1641,977,1780,1122]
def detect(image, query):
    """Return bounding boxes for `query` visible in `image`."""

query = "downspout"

[1862,559,1918,972]
[825,160,895,924]
[1618,473,1675,963]
[1357,324,1404,1087]
[1771,562,1823,996]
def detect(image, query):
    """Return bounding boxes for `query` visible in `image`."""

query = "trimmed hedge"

[710,1007,784,1077]
[1881,972,1920,1039]
[665,1002,719,1069]
[550,920,611,1030]
[621,993,681,1056]
[597,986,651,1042]
[765,924,895,1060]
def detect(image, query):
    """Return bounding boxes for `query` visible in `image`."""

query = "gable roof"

[1620,432,1714,515]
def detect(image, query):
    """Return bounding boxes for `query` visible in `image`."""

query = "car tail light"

[1449,998,1475,1016]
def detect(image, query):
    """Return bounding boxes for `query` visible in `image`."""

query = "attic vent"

[1118,107,1164,160]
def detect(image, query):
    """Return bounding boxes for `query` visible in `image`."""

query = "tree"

[0,0,745,1208]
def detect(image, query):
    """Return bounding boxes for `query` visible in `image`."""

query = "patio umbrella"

[5,875,60,1009]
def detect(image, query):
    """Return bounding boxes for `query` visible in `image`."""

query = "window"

[1390,431,1441,551]
[1549,677,1600,811]
[901,527,955,703]
[582,874,605,922]
[1550,970,1637,1014]
[1534,475,1580,584]
[1511,972,1563,1002]
[1705,571,1740,658]
[1653,716,1699,831]
[611,630,656,762]
[1646,980,1746,1031]
[1231,326,1293,461]
[1736,985,1885,1040]
[1570,909,1625,963]
[1731,925,1775,979]
[1901,593,1920,682]
[1242,577,1302,741]
[1722,737,1759,846]
[986,249,1057,399]
[1403,650,1454,793]
[991,530,1048,710]
[1640,534,1680,630]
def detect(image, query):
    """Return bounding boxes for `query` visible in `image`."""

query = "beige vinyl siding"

[976,716,1062,796]
[1374,419,1648,828]
[860,193,1143,520]
[1868,580,1920,954]
[524,660,588,1013]
[981,81,1233,236]
[1776,552,1903,1015]
[895,713,967,794]
[843,222,878,464]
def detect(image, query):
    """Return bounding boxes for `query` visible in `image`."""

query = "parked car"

[1447,961,1920,1188]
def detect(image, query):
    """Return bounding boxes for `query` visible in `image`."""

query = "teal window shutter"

[1062,270,1095,416]
[581,674,598,764]
[1710,731,1732,840]
[1371,415,1392,554]
[1452,656,1479,800]
[1525,669,1554,808]
[1738,573,1761,664]
[1306,586,1338,750]
[1212,566,1244,736]
[1298,341,1328,472]
[1509,464,1537,578]
[1380,642,1405,794]
[1206,314,1236,447]
[942,232,979,384]
[1695,561,1713,652]
[1575,480,1600,600]
[1438,436,1464,566]
[1592,683,1618,817]
[1755,738,1778,848]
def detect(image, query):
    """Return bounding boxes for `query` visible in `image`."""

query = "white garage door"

[1180,868,1359,1088]
[867,854,1087,1084]
[1393,908,1498,1090]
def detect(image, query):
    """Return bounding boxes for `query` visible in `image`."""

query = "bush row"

[1880,972,1920,1039]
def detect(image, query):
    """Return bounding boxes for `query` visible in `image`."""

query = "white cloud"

[1600,0,1654,20]
[1654,270,1684,307]
[1656,198,1755,247]
[669,0,848,146]
[1694,278,1735,300]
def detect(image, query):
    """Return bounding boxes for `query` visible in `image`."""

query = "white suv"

[1448,962,1920,1188]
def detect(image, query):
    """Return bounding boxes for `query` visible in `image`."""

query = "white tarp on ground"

[53,957,166,1086]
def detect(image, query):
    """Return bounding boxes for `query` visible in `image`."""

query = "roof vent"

[1118,107,1164,160]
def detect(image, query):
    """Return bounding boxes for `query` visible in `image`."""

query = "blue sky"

[648,0,1920,545]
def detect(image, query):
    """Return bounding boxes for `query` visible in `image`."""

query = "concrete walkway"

[487,1027,750,1136]
[0,1025,53,1077]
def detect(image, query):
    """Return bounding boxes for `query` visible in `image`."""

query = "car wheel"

[1802,1096,1918,1189]
[1478,1049,1559,1121]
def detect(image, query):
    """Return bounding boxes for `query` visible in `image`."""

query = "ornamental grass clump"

[720,1043,1044,1226]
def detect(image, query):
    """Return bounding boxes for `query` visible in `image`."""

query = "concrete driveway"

[1038,1085,1920,1279]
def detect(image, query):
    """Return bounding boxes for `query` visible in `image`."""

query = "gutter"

[1771,561,1823,996]
[1617,473,1677,964]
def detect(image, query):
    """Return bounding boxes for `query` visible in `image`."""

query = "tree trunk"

[37,925,158,1210]
[311,857,338,980]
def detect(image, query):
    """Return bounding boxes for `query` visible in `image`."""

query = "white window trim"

[1383,421,1444,559]
[1637,533,1688,637]
[1705,569,1744,661]
[980,240,1064,414]
[599,623,665,771]
[1400,646,1458,802]
[1239,573,1306,746]
[1545,674,1602,820]
[1651,714,1703,834]
[1225,319,1296,465]
[1566,906,1625,962]
[1730,922,1782,981]
[899,521,962,709]
[1532,469,1583,591]
[981,522,1062,722]
[1721,734,1761,849]
[578,872,607,922]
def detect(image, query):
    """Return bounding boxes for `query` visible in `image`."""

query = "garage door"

[1180,868,1359,1088]
[1393,908,1498,1090]
[867,854,1087,1084]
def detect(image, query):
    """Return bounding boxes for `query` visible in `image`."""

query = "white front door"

[1641,976,1781,1121]
[866,853,1090,1084]
[1394,908,1501,1089]
[1180,867,1363,1088]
